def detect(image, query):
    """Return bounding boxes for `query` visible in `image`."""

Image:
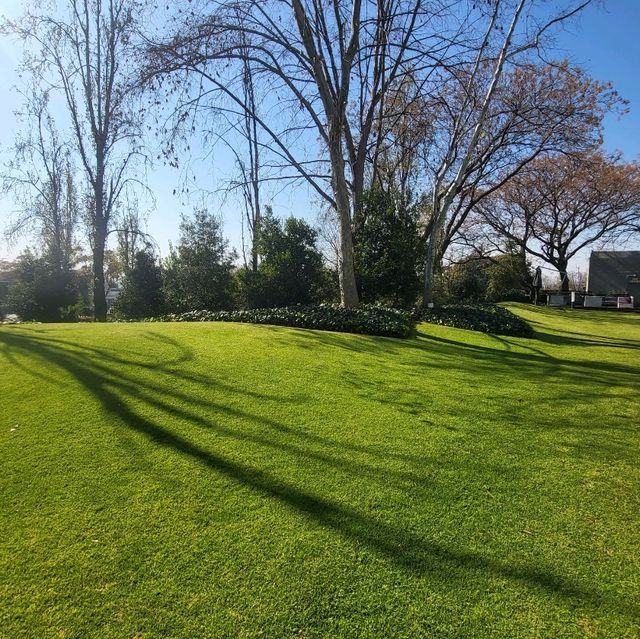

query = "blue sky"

[0,0,639,271]
[553,0,640,161]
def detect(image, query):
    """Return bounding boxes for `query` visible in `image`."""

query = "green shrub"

[140,304,414,338]
[353,187,423,308]
[420,303,533,337]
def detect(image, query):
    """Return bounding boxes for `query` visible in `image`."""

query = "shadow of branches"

[1,325,637,622]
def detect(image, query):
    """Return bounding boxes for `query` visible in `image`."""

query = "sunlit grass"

[1,304,638,638]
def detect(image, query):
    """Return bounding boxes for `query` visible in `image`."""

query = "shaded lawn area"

[0,304,638,638]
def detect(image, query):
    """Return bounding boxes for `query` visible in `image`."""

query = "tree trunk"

[558,260,570,293]
[422,199,446,307]
[93,219,108,321]
[338,199,359,307]
[93,168,108,321]
[328,125,359,307]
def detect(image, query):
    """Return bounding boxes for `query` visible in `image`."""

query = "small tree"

[240,210,331,308]
[5,250,80,322]
[112,250,164,319]
[163,209,236,312]
[353,187,423,308]
[485,252,531,302]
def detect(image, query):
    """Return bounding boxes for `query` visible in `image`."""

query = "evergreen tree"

[113,250,164,319]
[353,187,423,307]
[163,209,236,312]
[241,210,333,308]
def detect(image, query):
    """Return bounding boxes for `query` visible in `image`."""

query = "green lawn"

[1,305,638,638]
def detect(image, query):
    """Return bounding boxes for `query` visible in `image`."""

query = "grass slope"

[1,304,638,638]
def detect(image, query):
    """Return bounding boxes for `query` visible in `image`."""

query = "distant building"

[106,284,121,312]
[587,251,640,298]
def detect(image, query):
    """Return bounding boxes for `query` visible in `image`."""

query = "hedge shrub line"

[142,304,414,338]
[419,303,533,337]
[131,302,532,339]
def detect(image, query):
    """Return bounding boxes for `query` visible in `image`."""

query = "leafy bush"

[5,251,81,322]
[140,304,414,338]
[419,303,533,337]
[238,212,336,308]
[113,250,165,319]
[353,187,424,308]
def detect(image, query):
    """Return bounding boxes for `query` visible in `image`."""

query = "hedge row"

[132,302,533,339]
[419,303,533,337]
[143,304,414,338]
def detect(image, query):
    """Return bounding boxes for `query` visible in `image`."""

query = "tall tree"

[145,0,454,307]
[429,63,624,266]
[1,89,80,274]
[479,151,640,291]
[418,0,595,306]
[5,0,147,320]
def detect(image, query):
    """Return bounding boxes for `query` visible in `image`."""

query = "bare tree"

[218,38,263,273]
[1,89,79,273]
[479,151,640,291]
[418,0,595,306]
[145,0,458,307]
[4,0,147,320]
[435,63,625,262]
[115,206,150,272]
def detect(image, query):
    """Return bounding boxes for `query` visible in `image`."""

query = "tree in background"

[1,89,80,275]
[4,250,81,321]
[5,0,148,321]
[435,259,490,304]
[113,249,164,319]
[433,248,531,305]
[115,208,152,274]
[480,151,640,291]
[485,252,531,302]
[426,63,626,272]
[163,209,236,312]
[353,187,423,308]
[240,209,332,308]
[418,0,619,306]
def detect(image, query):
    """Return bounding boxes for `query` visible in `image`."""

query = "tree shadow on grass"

[1,327,638,622]
[276,324,640,391]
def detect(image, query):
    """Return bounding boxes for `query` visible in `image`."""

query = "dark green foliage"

[4,251,80,322]
[436,254,531,304]
[112,250,164,319]
[144,304,414,338]
[486,253,532,302]
[240,212,333,308]
[420,303,534,337]
[163,209,236,312]
[353,187,423,307]
[435,260,489,304]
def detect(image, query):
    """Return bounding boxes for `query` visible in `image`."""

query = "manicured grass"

[1,304,638,638]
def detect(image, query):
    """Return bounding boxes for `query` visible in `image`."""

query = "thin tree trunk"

[93,218,108,321]
[93,163,108,321]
